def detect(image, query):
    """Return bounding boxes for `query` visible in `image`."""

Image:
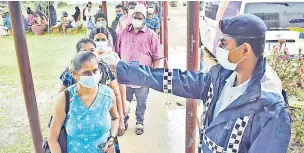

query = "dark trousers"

[126,86,150,124]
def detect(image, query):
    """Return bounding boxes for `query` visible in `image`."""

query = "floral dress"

[26,14,35,26]
[31,17,48,35]
[65,84,113,153]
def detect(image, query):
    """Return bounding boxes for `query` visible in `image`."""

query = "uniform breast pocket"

[214,121,234,146]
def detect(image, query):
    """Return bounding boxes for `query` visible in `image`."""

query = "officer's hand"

[102,52,121,68]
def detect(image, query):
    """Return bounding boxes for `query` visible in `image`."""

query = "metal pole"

[163,1,168,68]
[159,1,163,45]
[102,1,107,20]
[48,1,50,34]
[8,2,43,153]
[186,1,200,153]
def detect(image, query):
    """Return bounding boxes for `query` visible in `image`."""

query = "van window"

[244,2,304,31]
[205,1,220,20]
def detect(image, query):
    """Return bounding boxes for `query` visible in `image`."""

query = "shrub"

[267,40,304,145]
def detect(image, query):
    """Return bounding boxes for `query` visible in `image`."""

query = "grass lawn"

[0,31,87,152]
[0,32,83,94]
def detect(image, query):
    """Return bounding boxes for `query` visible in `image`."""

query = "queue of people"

[46,1,291,153]
[115,3,163,135]
[114,1,160,34]
[47,2,163,152]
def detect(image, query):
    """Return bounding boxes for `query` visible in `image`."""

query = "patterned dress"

[65,84,113,153]
[26,14,35,26]
[31,17,48,35]
[145,14,160,32]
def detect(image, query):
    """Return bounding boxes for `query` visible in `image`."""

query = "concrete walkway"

[119,90,169,153]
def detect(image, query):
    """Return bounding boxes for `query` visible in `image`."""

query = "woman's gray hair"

[70,51,97,72]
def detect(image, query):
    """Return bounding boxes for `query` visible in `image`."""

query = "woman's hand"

[118,119,125,135]
[102,138,115,153]
[123,106,129,117]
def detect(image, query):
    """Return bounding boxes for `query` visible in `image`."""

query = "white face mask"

[132,18,143,29]
[147,8,154,14]
[95,41,109,53]
[216,46,244,70]
[96,20,107,28]
[79,73,101,88]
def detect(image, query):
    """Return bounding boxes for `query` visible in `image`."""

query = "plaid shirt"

[145,14,160,31]
[60,61,115,87]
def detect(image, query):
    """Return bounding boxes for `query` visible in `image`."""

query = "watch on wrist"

[107,133,117,141]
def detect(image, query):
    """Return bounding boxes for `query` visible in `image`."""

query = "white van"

[199,1,304,57]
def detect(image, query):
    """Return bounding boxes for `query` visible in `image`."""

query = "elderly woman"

[58,38,127,136]
[48,51,119,153]
[31,11,48,35]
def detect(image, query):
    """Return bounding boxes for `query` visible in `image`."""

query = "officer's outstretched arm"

[248,109,291,153]
[116,61,211,99]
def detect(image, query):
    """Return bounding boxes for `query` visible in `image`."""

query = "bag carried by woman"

[42,90,70,153]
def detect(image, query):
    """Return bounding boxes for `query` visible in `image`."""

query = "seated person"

[26,7,35,28]
[31,11,48,36]
[0,11,11,36]
[61,11,81,35]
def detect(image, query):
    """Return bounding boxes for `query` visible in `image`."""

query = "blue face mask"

[79,73,101,88]
[116,14,123,19]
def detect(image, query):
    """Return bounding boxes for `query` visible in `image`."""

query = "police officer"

[115,14,291,153]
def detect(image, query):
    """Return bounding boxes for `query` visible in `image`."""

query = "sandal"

[118,130,125,137]
[135,123,144,135]
[124,115,129,130]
